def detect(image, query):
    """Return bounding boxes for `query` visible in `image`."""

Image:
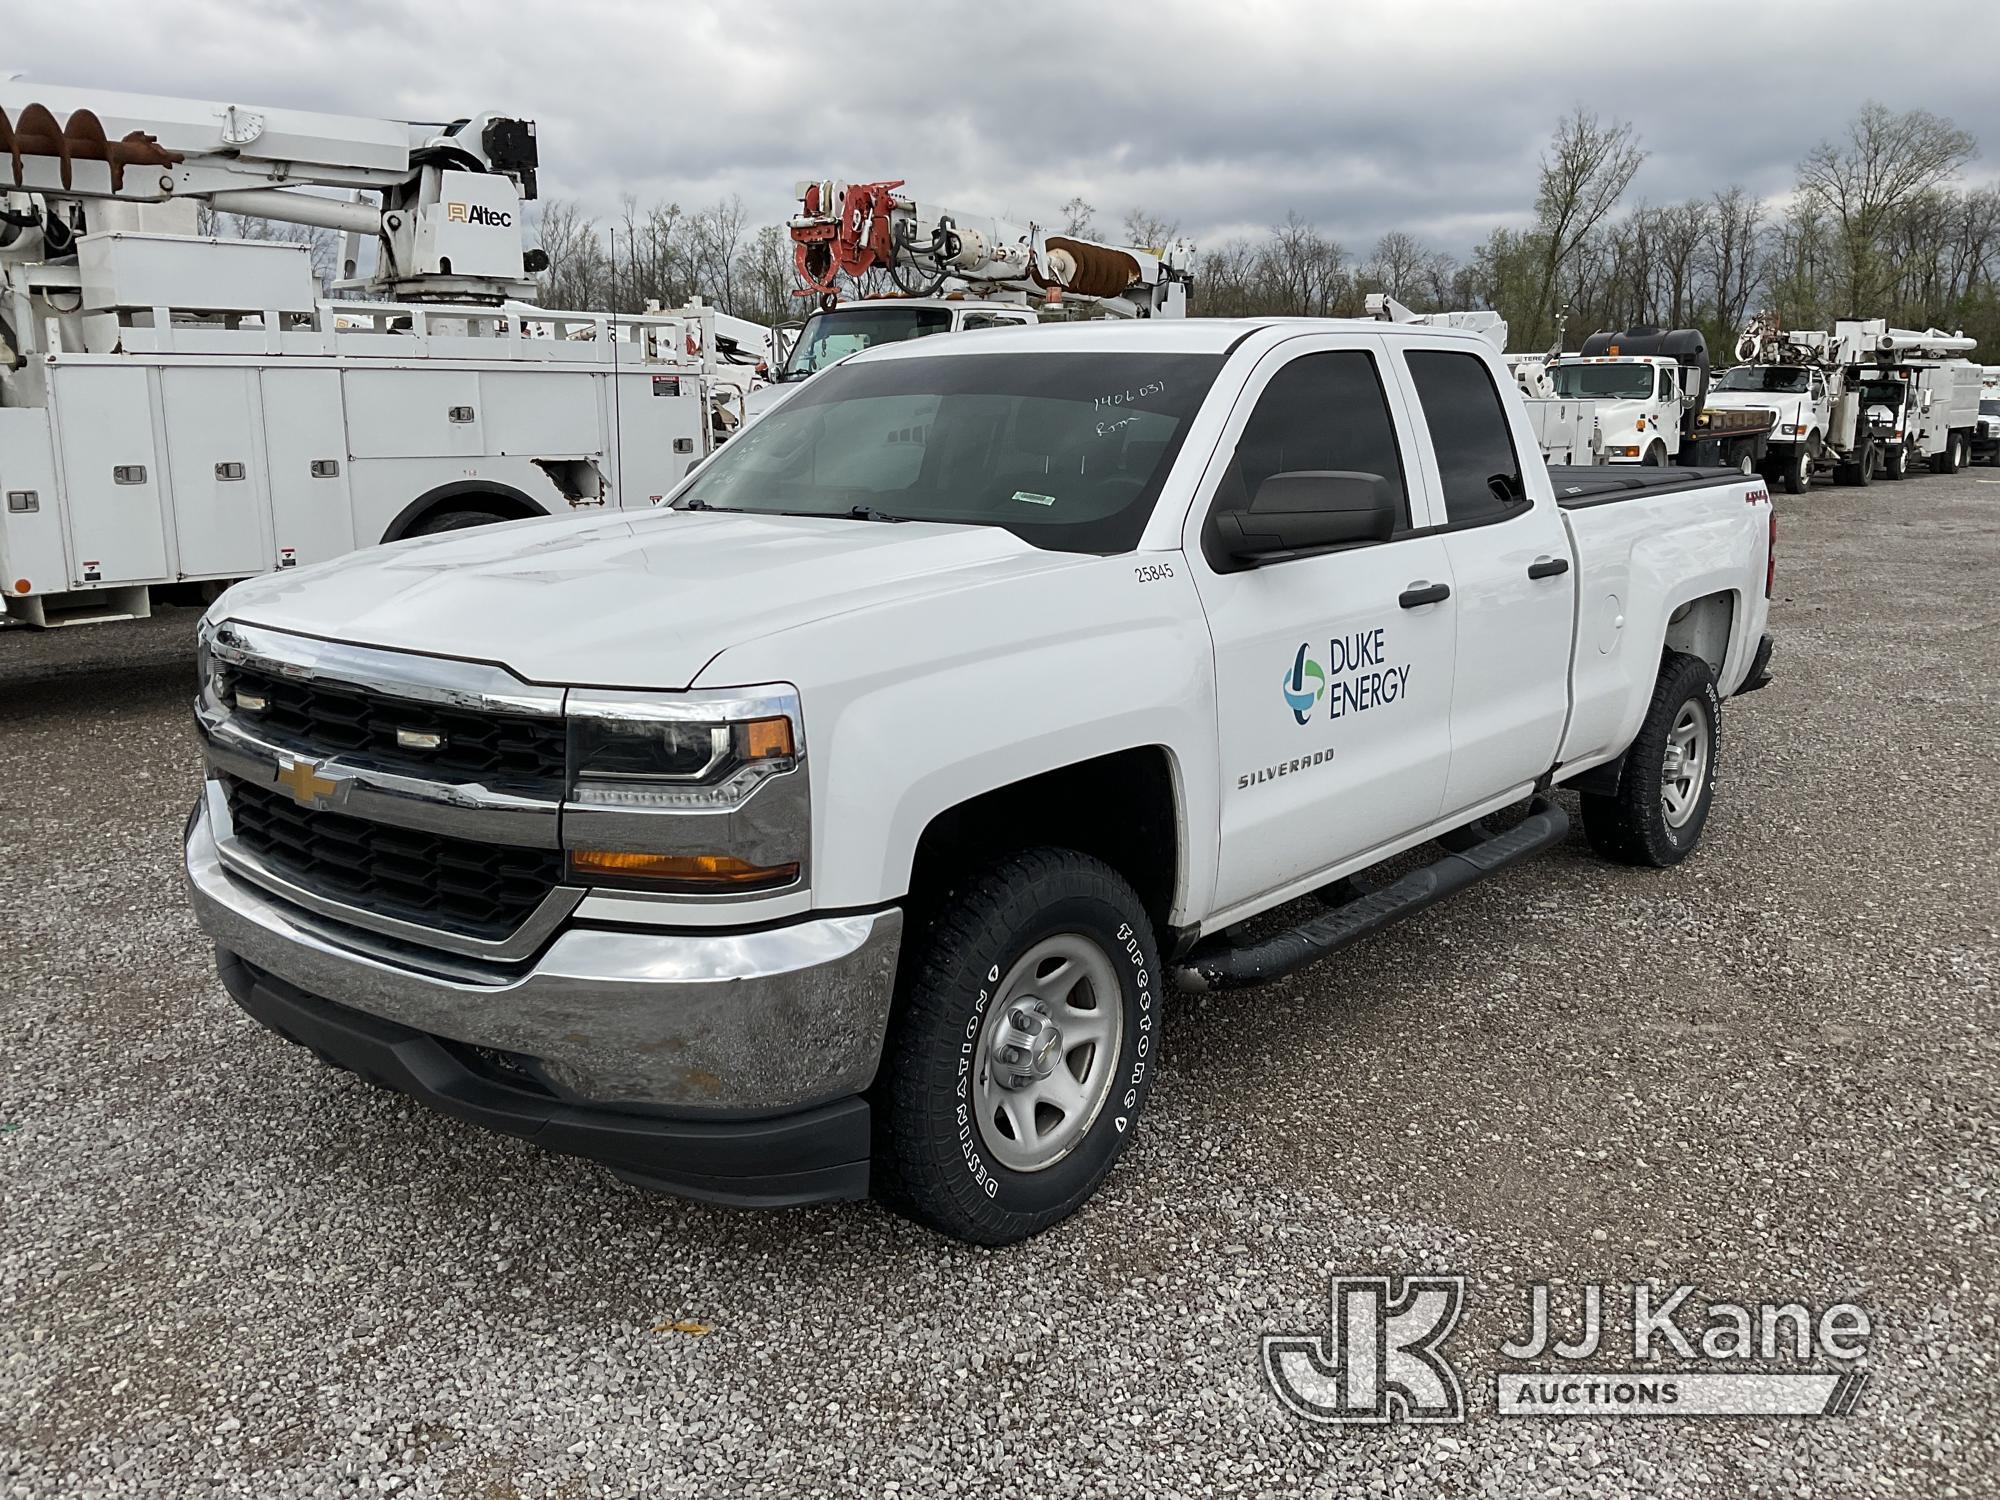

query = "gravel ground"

[2,472,1995,1498]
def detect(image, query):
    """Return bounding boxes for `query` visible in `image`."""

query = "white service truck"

[184,317,1776,1243]
[1551,327,1774,471]
[0,83,751,627]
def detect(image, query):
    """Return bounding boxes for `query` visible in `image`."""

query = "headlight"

[563,685,807,894]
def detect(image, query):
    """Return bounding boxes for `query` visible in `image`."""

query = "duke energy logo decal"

[1283,643,1327,726]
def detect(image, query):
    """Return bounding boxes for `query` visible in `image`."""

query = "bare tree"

[689,196,748,312]
[1120,207,1180,251]
[1797,103,1978,310]
[1526,108,1646,346]
[533,197,606,310]
[1702,187,1765,337]
[1363,231,1429,299]
[1262,211,1348,316]
[1058,196,1097,237]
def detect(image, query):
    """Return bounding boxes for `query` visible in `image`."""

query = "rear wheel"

[1937,433,1963,474]
[875,848,1161,1244]
[1580,651,1720,868]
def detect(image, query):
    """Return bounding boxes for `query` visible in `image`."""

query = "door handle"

[1399,581,1451,608]
[1528,555,1571,579]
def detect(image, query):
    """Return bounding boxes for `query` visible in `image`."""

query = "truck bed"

[1555,464,1769,773]
[1547,465,1756,508]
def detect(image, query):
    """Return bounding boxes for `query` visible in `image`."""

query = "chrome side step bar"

[1171,797,1571,993]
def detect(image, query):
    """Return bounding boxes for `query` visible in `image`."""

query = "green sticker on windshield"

[1011,490,1057,507]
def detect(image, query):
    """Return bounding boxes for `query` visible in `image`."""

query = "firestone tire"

[874,848,1162,1245]
[1580,651,1721,869]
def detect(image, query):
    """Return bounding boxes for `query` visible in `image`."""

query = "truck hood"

[215,509,1086,690]
[1592,398,1656,446]
[1707,390,1793,418]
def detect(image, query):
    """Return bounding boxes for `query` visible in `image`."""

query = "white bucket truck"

[0,83,755,627]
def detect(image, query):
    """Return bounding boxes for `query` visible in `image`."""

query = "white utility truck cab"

[1974,395,2000,466]
[1552,327,1773,471]
[1708,364,1833,494]
[752,297,1039,416]
[186,318,1777,1244]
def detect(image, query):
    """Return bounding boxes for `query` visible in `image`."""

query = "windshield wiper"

[843,504,908,523]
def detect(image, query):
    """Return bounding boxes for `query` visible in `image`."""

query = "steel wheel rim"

[972,934,1124,1174]
[1660,700,1710,828]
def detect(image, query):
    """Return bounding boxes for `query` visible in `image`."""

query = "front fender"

[696,557,1220,922]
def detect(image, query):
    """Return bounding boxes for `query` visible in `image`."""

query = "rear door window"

[1404,349,1526,526]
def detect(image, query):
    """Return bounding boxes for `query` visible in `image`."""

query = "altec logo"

[445,202,513,228]
[1282,643,1327,726]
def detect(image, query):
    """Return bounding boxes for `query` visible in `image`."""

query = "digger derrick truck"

[0,83,757,628]
[1708,315,1980,492]
[752,179,1190,416]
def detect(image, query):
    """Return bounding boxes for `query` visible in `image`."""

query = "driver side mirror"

[1211,470,1398,567]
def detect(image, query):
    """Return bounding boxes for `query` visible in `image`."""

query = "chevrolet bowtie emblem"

[275,757,340,809]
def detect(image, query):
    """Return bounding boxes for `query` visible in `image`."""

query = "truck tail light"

[1766,507,1777,598]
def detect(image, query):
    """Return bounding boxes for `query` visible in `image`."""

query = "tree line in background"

[203,101,1998,358]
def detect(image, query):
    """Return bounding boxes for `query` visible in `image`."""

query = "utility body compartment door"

[161,366,270,578]
[1389,340,1575,814]
[48,364,169,585]
[1187,331,1457,919]
[260,368,356,568]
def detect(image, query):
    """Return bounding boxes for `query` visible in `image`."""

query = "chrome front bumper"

[185,787,903,1114]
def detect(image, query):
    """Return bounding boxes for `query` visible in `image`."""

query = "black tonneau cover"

[1548,465,1752,509]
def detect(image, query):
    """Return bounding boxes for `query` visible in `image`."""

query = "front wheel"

[1580,651,1721,867]
[1641,442,1668,467]
[1783,445,1811,494]
[875,848,1161,1244]
[1882,443,1908,481]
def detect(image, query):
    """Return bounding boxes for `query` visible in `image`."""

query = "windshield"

[1860,382,1907,409]
[1552,363,1657,400]
[1716,366,1810,394]
[778,306,954,380]
[1981,399,2000,415]
[677,350,1225,553]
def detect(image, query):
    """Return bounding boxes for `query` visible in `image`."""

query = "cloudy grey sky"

[12,0,2000,257]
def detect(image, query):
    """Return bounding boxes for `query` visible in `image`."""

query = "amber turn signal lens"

[743,716,795,760]
[568,850,799,886]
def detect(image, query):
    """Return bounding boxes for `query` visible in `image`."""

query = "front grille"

[220,663,566,786]
[225,776,562,940]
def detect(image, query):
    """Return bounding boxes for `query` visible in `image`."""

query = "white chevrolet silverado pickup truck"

[185,318,1776,1244]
